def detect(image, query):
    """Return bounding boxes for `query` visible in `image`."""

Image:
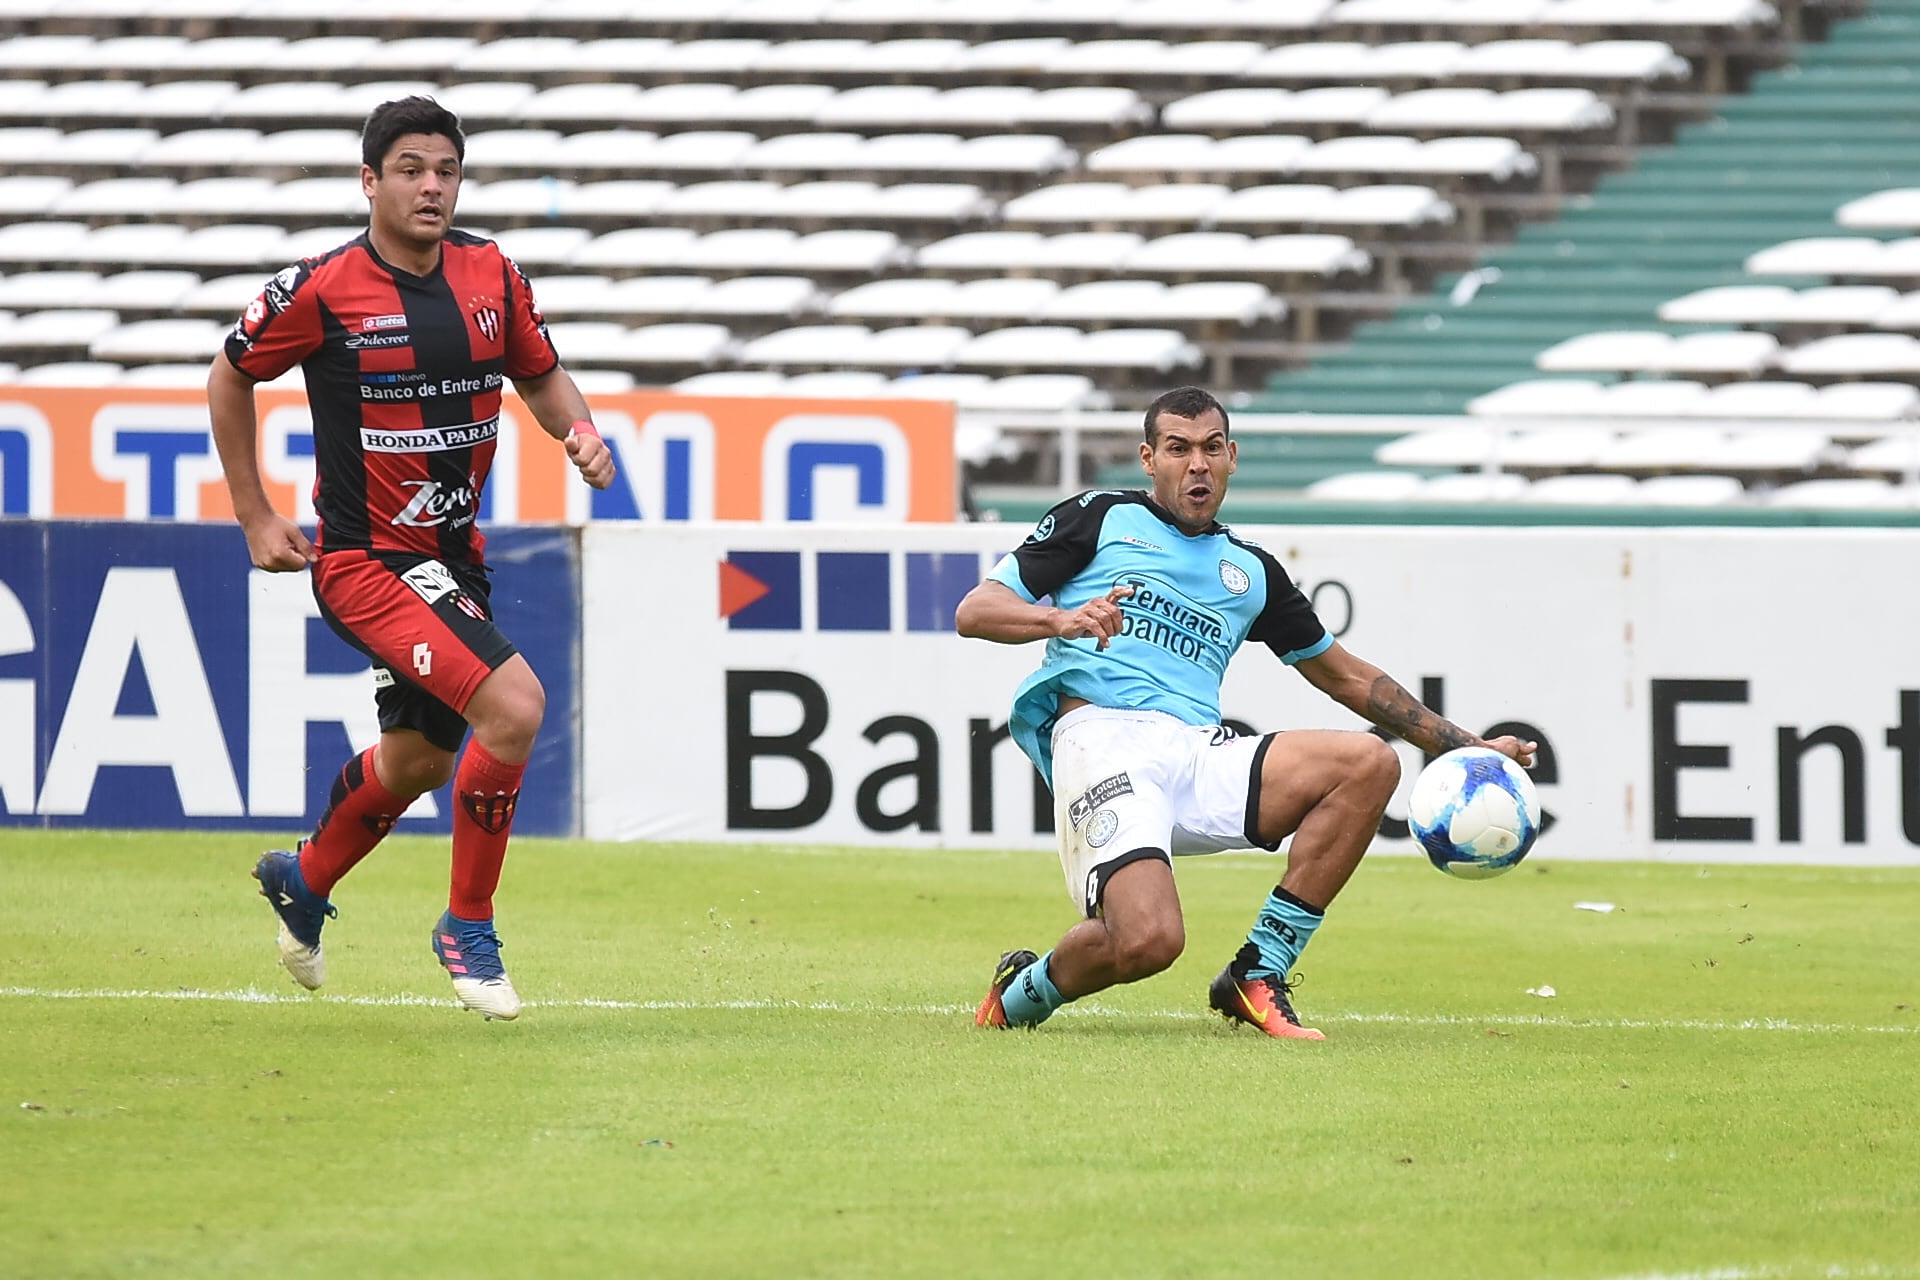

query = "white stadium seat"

[1466,378,1613,417]
[1597,380,1713,417]
[1746,237,1893,278]
[1778,333,1920,377]
[1537,331,1675,373]
[828,278,961,318]
[1305,470,1428,501]
[951,326,1085,369]
[15,360,127,385]
[458,179,578,220]
[169,177,280,218]
[436,82,541,123]
[92,271,202,310]
[702,276,825,316]
[572,227,701,269]
[1846,432,1920,473]
[1836,190,1920,232]
[674,370,791,397]
[556,181,677,218]
[90,318,230,362]
[1419,471,1533,502]
[740,324,871,365]
[1523,474,1641,505]
[946,277,1063,318]
[626,323,736,365]
[181,273,266,315]
[783,370,895,397]
[1767,478,1912,509]
[1636,474,1747,506]
[1497,424,1618,467]
[601,276,713,315]
[0,271,105,309]
[1813,383,1920,421]
[1594,427,1742,470]
[1374,424,1498,467]
[0,309,122,349]
[490,226,596,268]
[859,324,974,366]
[957,373,1106,411]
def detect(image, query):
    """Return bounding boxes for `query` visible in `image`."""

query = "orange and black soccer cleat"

[974,948,1040,1029]
[1209,960,1326,1041]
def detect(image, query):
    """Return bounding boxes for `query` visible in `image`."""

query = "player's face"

[363,133,462,255]
[1141,409,1235,533]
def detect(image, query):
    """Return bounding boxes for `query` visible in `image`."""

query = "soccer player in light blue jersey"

[957,386,1536,1039]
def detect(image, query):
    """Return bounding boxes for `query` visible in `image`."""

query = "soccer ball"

[1407,746,1540,879]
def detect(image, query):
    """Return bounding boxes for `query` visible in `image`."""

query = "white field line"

[1603,1268,1918,1280]
[1,985,1917,1036]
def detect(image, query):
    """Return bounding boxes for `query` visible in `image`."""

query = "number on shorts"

[412,642,433,677]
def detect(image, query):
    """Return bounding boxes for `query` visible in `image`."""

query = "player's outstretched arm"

[1294,640,1536,767]
[207,350,314,572]
[956,580,1134,649]
[514,366,615,489]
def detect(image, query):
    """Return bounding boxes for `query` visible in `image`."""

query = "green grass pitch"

[4,829,1920,1279]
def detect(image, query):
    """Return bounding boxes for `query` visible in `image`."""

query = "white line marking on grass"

[3,986,1918,1036]
[1602,1267,1916,1280]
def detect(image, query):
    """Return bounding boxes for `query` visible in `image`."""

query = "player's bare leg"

[1048,859,1185,994]
[1213,731,1401,1040]
[979,859,1183,1028]
[431,656,546,1021]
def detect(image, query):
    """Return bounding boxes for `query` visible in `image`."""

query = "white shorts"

[1049,705,1277,918]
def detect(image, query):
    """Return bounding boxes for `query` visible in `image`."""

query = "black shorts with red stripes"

[311,550,519,752]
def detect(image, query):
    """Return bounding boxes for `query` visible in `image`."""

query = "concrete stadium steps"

[1251,0,1920,418]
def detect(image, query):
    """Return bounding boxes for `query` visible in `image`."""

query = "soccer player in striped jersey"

[209,97,615,1020]
[958,386,1534,1039]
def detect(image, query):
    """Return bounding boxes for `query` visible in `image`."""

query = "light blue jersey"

[986,490,1333,786]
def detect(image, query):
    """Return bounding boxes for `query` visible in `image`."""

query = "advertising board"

[0,522,577,834]
[580,522,1920,865]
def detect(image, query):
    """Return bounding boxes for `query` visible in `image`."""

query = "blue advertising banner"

[0,522,577,835]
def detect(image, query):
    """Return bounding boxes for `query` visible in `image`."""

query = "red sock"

[299,746,408,897]
[450,739,525,921]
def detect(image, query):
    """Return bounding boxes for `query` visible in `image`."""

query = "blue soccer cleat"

[431,911,521,1021]
[252,848,337,991]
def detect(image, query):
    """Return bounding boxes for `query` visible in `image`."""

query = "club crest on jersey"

[1085,808,1120,848]
[471,297,501,342]
[1219,561,1250,595]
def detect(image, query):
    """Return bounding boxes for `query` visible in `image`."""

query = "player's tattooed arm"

[1294,641,1476,755]
[1361,673,1478,756]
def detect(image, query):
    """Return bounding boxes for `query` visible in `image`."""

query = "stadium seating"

[2,0,1914,512]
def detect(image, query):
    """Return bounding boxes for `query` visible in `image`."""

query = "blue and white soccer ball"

[1408,746,1540,879]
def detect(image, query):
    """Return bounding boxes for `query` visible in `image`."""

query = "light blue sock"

[999,951,1067,1026]
[1243,888,1324,980]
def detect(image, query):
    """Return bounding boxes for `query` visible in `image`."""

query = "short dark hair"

[362,96,464,173]
[1143,386,1229,445]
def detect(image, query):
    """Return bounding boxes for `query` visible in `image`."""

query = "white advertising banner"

[582,522,1920,865]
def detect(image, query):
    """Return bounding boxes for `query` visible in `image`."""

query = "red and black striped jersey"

[224,230,561,567]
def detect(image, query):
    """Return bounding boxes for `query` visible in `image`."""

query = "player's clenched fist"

[1054,583,1135,650]
[565,422,616,490]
